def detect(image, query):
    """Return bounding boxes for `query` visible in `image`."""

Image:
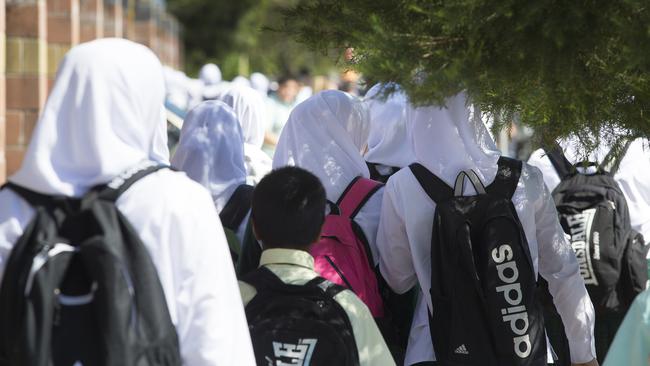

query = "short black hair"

[251,167,326,249]
[277,75,297,86]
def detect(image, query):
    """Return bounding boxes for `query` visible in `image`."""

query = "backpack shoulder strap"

[337,177,383,219]
[486,156,522,199]
[544,144,573,179]
[1,182,60,208]
[408,163,453,203]
[306,276,347,299]
[219,184,254,231]
[94,162,168,202]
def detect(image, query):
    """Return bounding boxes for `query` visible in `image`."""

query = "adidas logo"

[454,344,469,355]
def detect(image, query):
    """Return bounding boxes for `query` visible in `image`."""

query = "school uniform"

[363,83,416,183]
[171,100,251,241]
[239,248,395,366]
[376,93,596,365]
[218,85,273,184]
[0,39,255,366]
[273,90,384,263]
[528,138,650,244]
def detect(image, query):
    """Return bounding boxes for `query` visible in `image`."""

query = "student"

[218,85,272,184]
[376,93,598,366]
[602,289,650,366]
[273,90,381,261]
[264,75,301,155]
[171,100,253,259]
[239,166,395,366]
[0,39,255,366]
[364,83,416,183]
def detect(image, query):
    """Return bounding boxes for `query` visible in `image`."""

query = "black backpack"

[545,142,648,314]
[219,184,254,263]
[410,157,547,366]
[242,267,359,366]
[0,163,181,366]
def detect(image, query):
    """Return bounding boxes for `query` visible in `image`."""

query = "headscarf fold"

[364,83,416,168]
[273,90,370,201]
[10,38,169,196]
[171,101,247,212]
[407,92,501,188]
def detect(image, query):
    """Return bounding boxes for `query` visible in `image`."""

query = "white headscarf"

[407,92,501,187]
[218,85,267,148]
[199,63,222,86]
[250,72,270,95]
[273,90,370,201]
[171,101,247,213]
[232,76,251,88]
[364,83,416,168]
[10,38,169,196]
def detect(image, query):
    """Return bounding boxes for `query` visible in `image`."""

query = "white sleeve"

[168,188,256,366]
[377,183,417,294]
[533,168,596,364]
[354,187,384,265]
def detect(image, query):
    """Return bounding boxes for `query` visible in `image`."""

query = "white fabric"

[199,63,222,86]
[249,72,270,95]
[171,101,247,213]
[0,39,255,366]
[363,83,416,169]
[11,39,169,197]
[273,90,383,263]
[528,138,650,243]
[232,75,251,88]
[376,93,596,365]
[218,85,272,184]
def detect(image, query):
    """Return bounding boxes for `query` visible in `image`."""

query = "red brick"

[0,159,6,184]
[5,111,22,146]
[48,17,72,44]
[23,111,39,143]
[6,4,40,38]
[6,76,40,109]
[6,147,25,176]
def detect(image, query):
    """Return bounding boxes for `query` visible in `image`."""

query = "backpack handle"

[454,170,486,196]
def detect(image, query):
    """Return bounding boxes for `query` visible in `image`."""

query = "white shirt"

[377,162,596,365]
[0,169,256,366]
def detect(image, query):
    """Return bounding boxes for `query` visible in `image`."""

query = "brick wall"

[0,0,182,182]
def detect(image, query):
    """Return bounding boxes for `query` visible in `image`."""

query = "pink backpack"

[310,177,385,317]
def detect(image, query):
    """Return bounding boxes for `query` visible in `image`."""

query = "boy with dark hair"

[239,166,395,366]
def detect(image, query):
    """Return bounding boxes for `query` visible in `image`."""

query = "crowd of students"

[1,38,649,366]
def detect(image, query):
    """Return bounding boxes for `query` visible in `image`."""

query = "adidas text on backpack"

[0,162,181,366]
[410,157,547,366]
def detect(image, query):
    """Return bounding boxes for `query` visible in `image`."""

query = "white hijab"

[273,90,370,201]
[407,92,501,188]
[199,63,222,86]
[218,85,267,148]
[171,101,247,213]
[250,72,270,95]
[364,83,416,168]
[10,38,169,196]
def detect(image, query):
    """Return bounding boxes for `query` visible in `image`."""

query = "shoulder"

[332,287,374,322]
[238,280,257,307]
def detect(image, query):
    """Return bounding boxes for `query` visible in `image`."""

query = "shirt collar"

[259,248,314,270]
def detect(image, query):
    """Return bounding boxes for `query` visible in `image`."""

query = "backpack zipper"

[324,255,355,293]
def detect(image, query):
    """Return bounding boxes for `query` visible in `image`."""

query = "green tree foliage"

[281,0,650,147]
[167,0,335,79]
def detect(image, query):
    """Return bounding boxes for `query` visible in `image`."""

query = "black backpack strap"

[408,163,453,203]
[1,182,59,208]
[243,266,347,298]
[486,156,522,199]
[219,184,254,231]
[544,144,573,179]
[94,162,168,202]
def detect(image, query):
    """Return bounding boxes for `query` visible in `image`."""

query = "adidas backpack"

[410,157,547,366]
[219,184,254,263]
[0,163,181,366]
[310,176,385,317]
[242,267,359,366]
[545,142,648,314]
